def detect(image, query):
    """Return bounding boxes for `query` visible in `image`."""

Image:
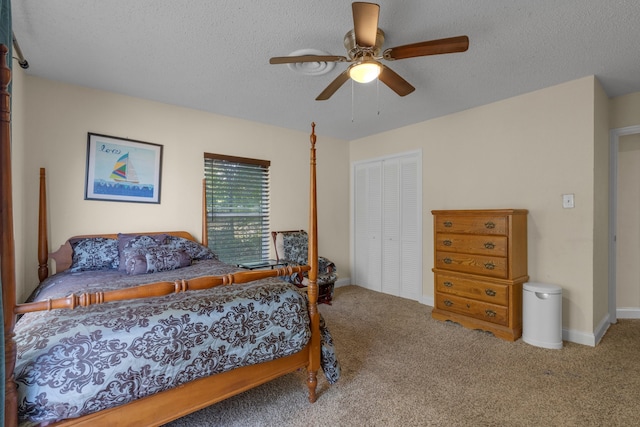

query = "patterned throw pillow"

[69,237,119,272]
[282,231,309,265]
[145,247,192,273]
[123,246,192,275]
[122,251,148,276]
[164,235,218,261]
[117,233,168,272]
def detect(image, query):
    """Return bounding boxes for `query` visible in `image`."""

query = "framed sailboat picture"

[85,133,163,203]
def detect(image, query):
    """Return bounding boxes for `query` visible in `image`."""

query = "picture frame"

[85,133,163,203]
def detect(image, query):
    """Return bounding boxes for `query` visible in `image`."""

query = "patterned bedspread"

[15,259,340,425]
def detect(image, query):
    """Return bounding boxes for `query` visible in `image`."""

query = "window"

[204,153,270,264]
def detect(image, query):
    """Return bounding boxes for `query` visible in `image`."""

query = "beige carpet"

[165,285,640,427]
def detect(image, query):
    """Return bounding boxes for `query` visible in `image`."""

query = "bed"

[0,45,338,427]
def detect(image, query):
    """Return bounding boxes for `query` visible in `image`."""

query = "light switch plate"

[562,194,575,208]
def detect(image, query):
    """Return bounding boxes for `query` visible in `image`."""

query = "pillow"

[146,247,192,273]
[117,233,168,272]
[164,235,218,260]
[123,251,148,276]
[275,231,308,262]
[69,237,119,272]
[123,246,192,275]
[282,231,308,264]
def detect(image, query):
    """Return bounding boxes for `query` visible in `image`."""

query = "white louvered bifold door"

[354,162,382,291]
[354,152,421,301]
[399,155,420,301]
[382,159,401,295]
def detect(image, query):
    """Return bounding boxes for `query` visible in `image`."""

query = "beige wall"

[11,69,638,343]
[350,76,600,341]
[610,92,640,129]
[14,76,350,302]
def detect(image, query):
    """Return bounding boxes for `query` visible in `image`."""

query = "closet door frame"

[609,125,640,322]
[351,150,423,302]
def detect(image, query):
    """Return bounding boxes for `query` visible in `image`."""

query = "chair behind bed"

[271,230,337,304]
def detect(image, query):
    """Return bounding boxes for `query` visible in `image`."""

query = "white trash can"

[522,282,563,349]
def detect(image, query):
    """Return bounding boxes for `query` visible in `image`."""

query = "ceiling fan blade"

[316,69,351,101]
[383,35,469,60]
[378,64,415,97]
[269,55,348,65]
[352,2,380,47]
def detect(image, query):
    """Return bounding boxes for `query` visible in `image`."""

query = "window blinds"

[204,153,270,264]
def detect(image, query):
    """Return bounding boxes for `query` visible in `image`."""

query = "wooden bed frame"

[0,45,322,426]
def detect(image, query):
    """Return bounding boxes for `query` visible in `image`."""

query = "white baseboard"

[617,307,640,319]
[335,277,350,287]
[563,308,639,347]
[562,313,610,347]
[423,295,434,307]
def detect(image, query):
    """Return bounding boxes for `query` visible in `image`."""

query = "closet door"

[382,159,401,295]
[398,155,420,301]
[354,153,421,300]
[354,162,382,291]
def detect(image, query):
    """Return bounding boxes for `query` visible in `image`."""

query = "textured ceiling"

[11,1,640,140]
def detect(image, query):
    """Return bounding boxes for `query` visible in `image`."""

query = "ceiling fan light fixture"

[349,61,381,83]
[270,3,468,100]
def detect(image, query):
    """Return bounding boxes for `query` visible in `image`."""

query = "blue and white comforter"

[14,259,339,425]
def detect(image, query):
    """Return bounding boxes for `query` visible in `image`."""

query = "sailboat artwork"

[110,153,140,183]
[92,152,154,198]
[85,133,163,204]
[93,152,153,198]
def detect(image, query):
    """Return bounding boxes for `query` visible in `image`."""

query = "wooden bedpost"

[201,178,208,247]
[0,44,19,427]
[38,168,49,281]
[306,122,320,402]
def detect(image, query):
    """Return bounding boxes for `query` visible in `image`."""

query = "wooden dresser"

[431,209,528,341]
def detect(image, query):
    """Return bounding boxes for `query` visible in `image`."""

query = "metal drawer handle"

[443,281,453,287]
[443,221,453,227]
[484,242,495,249]
[485,289,496,297]
[443,258,453,264]
[485,221,495,229]
[484,262,495,270]
[444,300,453,307]
[443,239,452,246]
[485,310,497,317]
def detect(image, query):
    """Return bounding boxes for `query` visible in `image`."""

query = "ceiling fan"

[269,2,469,101]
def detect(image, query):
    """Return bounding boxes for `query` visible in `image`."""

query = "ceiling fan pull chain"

[351,79,355,122]
[377,79,380,115]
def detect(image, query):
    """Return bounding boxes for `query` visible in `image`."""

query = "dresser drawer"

[435,292,508,326]
[435,273,509,305]
[434,215,507,235]
[435,233,508,257]
[435,251,508,279]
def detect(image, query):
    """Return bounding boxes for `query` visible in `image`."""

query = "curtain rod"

[12,31,29,69]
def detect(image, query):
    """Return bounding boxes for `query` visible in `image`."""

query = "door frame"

[608,124,640,323]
